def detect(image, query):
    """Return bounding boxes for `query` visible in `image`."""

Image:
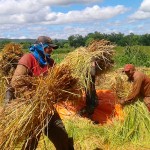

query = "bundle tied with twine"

[0,40,115,149]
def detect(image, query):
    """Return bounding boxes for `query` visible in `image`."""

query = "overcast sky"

[0,0,149,39]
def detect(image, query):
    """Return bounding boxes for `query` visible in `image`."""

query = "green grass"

[51,53,67,64]
[114,46,150,56]
[114,46,150,69]
[101,101,150,149]
[63,101,150,150]
[53,47,75,54]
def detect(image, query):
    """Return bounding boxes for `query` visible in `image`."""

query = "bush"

[115,46,150,68]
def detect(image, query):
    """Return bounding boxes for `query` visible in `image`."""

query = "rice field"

[0,43,150,150]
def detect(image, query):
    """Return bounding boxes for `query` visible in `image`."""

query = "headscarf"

[29,43,52,67]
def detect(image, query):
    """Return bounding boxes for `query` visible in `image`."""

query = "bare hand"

[119,99,125,105]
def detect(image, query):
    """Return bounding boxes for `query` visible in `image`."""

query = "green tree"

[0,40,11,50]
[68,34,85,48]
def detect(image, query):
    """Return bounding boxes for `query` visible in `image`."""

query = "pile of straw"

[0,43,23,76]
[0,40,115,149]
[87,39,113,51]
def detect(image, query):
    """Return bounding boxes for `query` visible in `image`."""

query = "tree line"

[65,32,150,48]
[0,32,150,50]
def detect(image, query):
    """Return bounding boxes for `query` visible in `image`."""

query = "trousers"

[85,75,98,115]
[22,110,74,150]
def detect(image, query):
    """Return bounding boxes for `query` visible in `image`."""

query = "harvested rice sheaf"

[63,40,115,89]
[0,64,80,149]
[0,43,23,105]
[112,75,132,99]
[0,43,23,76]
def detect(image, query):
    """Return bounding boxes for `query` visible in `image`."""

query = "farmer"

[78,57,98,119]
[119,64,150,111]
[10,36,74,150]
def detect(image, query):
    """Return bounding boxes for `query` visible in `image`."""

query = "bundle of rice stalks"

[62,40,115,89]
[95,68,132,100]
[0,43,23,76]
[111,75,133,99]
[87,39,113,51]
[0,96,54,149]
[0,64,79,149]
[102,101,150,149]
[87,40,115,75]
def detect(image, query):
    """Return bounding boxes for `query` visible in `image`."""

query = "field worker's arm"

[11,65,32,89]
[124,75,143,104]
[90,57,96,77]
[90,61,96,76]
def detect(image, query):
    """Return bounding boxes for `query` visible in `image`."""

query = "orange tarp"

[55,90,123,124]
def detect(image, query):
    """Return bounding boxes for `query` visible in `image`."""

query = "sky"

[0,0,150,39]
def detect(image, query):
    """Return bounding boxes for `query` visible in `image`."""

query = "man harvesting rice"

[79,40,114,121]
[78,58,98,119]
[9,36,74,150]
[119,64,150,111]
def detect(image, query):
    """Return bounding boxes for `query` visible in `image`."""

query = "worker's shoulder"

[134,71,146,79]
[20,53,34,59]
[19,53,35,62]
[18,53,36,68]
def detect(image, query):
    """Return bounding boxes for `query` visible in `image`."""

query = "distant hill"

[0,38,66,43]
[0,38,36,43]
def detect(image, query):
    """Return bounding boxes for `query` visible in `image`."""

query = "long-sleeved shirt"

[125,71,150,104]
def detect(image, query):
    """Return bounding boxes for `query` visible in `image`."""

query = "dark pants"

[79,74,98,117]
[85,75,98,115]
[22,111,74,150]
